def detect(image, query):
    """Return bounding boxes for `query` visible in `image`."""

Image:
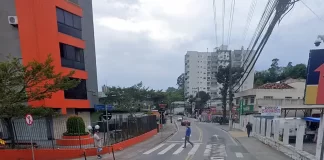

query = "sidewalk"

[217,124,292,160]
[72,122,177,160]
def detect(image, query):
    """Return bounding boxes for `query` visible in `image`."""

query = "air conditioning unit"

[8,16,18,25]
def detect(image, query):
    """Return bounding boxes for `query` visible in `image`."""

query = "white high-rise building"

[184,46,255,100]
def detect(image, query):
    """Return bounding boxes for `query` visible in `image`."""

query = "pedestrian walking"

[246,122,252,137]
[183,123,194,148]
[94,130,103,159]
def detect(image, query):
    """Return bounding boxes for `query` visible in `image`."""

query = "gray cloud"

[92,0,324,90]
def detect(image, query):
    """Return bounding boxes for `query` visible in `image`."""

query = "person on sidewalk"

[183,123,194,148]
[94,130,103,159]
[246,122,252,137]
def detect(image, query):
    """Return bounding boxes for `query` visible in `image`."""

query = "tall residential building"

[184,46,255,100]
[0,0,98,114]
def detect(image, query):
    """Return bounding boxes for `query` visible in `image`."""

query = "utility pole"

[228,50,233,131]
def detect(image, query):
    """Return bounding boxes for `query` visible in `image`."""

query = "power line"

[222,0,225,45]
[227,0,236,46]
[300,0,324,23]
[242,0,258,42]
[233,0,299,91]
[213,0,218,47]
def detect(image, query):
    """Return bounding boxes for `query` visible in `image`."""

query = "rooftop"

[256,83,294,89]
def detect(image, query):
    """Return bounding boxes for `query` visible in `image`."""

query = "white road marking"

[210,157,225,160]
[158,143,176,155]
[143,143,165,154]
[188,143,200,155]
[235,152,243,158]
[173,144,185,155]
[218,128,238,146]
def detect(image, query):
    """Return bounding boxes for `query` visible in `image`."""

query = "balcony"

[255,99,324,109]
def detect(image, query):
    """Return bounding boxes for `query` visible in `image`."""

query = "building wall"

[0,0,21,61]
[0,0,98,114]
[79,0,99,107]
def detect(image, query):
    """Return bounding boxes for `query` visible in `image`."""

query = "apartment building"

[0,0,98,114]
[184,46,255,101]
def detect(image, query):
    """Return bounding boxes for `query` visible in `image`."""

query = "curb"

[219,128,242,145]
[154,122,178,145]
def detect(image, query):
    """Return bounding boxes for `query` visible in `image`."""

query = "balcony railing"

[256,99,304,106]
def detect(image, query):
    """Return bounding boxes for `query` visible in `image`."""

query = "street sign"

[25,114,35,160]
[25,114,33,126]
[106,105,113,111]
[305,49,324,104]
[94,104,106,111]
[107,112,112,120]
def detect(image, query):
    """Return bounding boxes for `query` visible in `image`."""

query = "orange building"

[0,0,99,114]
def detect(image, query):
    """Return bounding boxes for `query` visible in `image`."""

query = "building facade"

[184,46,255,102]
[0,0,98,114]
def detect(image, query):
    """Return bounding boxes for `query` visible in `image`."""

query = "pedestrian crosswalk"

[142,143,228,158]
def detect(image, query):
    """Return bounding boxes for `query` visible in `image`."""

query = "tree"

[254,59,307,86]
[215,66,243,119]
[0,55,79,147]
[177,73,185,89]
[194,91,210,111]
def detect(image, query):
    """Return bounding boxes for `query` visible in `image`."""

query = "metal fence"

[0,115,157,149]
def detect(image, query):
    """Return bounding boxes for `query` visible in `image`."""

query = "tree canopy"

[254,58,307,86]
[215,66,243,118]
[0,55,79,119]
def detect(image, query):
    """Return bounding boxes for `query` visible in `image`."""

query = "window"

[264,96,273,100]
[244,99,248,105]
[56,8,82,39]
[64,78,87,99]
[59,43,85,70]
[285,97,292,99]
[250,97,255,104]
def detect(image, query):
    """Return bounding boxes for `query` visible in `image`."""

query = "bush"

[63,116,89,136]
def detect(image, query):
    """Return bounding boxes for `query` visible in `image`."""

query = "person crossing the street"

[183,123,194,148]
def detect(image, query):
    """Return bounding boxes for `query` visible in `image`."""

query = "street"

[133,119,258,160]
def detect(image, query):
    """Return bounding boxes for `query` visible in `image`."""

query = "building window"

[64,78,87,99]
[56,8,82,39]
[250,97,255,104]
[244,99,248,105]
[236,98,239,105]
[60,43,85,70]
[264,96,273,100]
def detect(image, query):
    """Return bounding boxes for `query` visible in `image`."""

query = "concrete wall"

[0,0,22,61]
[79,0,99,107]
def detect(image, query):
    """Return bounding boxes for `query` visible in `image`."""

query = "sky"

[92,0,324,91]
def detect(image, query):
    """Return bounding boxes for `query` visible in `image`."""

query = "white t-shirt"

[94,133,102,147]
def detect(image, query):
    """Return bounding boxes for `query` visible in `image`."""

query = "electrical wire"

[213,0,218,47]
[227,0,236,46]
[233,0,299,91]
[242,0,258,42]
[241,0,276,69]
[222,0,225,45]
[300,0,324,23]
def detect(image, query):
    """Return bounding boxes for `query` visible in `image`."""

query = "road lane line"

[143,143,165,154]
[158,143,176,155]
[188,143,200,155]
[173,144,184,154]
[235,152,243,158]
[195,123,203,142]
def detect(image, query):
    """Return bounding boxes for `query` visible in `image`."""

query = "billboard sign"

[261,106,281,116]
[305,49,324,105]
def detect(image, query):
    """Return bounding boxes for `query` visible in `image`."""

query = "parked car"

[181,120,191,126]
[177,117,183,121]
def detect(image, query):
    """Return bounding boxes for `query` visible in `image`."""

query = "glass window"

[64,78,87,99]
[250,97,255,104]
[59,43,65,58]
[65,45,75,60]
[64,11,73,26]
[56,8,64,23]
[75,48,83,62]
[73,15,82,30]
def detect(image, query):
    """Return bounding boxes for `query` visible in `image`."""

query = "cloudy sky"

[92,0,324,91]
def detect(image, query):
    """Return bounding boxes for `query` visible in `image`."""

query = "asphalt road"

[133,118,258,160]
